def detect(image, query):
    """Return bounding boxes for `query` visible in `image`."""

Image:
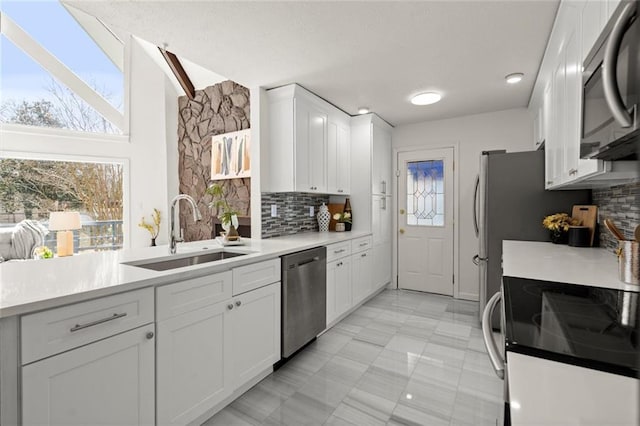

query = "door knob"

[227,304,234,310]
[146,332,154,340]
[399,209,405,215]
[235,300,242,307]
[399,228,405,234]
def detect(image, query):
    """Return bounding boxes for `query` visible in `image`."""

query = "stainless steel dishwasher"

[281,246,326,358]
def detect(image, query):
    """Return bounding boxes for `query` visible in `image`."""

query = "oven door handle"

[482,291,505,380]
[473,175,480,237]
[603,1,636,128]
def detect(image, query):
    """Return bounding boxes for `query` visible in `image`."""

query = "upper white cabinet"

[530,0,637,189]
[266,84,351,194]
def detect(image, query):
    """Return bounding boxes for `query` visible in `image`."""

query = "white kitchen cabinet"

[372,195,392,290]
[22,324,155,426]
[231,282,281,388]
[351,249,373,305]
[266,84,351,195]
[372,123,392,195]
[156,299,233,426]
[326,255,352,326]
[327,117,351,194]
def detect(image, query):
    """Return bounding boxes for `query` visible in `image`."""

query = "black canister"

[568,226,590,247]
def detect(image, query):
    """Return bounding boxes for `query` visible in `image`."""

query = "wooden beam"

[158,47,195,100]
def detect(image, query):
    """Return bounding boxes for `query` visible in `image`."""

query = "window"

[0,1,125,133]
[0,158,124,252]
[406,160,445,227]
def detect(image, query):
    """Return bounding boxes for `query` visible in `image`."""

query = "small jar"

[335,222,346,232]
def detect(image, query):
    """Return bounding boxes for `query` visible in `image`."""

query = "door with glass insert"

[398,148,454,295]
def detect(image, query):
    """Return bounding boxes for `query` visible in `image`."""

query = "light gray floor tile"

[261,363,314,397]
[462,348,498,377]
[429,332,470,350]
[297,373,353,408]
[332,322,364,337]
[312,330,353,355]
[422,342,466,369]
[316,355,369,387]
[412,359,461,389]
[385,335,427,356]
[284,347,334,375]
[354,326,395,347]
[337,339,385,364]
[341,312,374,328]
[449,389,502,426]
[264,392,334,426]
[201,405,260,426]
[355,366,410,402]
[371,348,421,378]
[401,376,457,421]
[457,369,503,404]
[355,305,385,319]
[229,382,289,423]
[389,402,450,426]
[323,414,358,426]
[337,387,396,424]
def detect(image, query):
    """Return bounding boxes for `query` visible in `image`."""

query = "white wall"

[128,37,179,248]
[393,108,532,300]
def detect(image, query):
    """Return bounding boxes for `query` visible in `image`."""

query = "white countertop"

[0,231,369,318]
[502,240,639,292]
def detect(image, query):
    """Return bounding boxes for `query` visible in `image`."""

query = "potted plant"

[543,213,580,244]
[333,211,352,232]
[138,208,161,246]
[206,183,240,241]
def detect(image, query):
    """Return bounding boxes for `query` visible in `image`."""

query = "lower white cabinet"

[351,249,373,305]
[156,282,281,426]
[373,242,391,290]
[231,283,281,387]
[326,256,352,325]
[156,298,234,426]
[22,324,155,426]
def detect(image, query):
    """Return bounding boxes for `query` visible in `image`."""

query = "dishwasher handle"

[295,256,320,267]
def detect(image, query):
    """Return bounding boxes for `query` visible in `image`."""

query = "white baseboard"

[457,292,479,301]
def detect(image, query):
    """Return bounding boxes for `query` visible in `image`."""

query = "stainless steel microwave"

[581,1,640,160]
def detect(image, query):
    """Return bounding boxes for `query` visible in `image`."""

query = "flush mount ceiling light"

[410,92,442,106]
[358,107,370,114]
[505,73,524,84]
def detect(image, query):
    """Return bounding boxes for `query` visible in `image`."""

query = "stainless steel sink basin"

[123,251,247,271]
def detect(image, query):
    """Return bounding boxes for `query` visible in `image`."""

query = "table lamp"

[48,212,81,257]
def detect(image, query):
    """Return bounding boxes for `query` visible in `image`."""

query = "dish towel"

[10,220,49,260]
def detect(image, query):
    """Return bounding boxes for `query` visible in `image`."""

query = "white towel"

[10,220,49,260]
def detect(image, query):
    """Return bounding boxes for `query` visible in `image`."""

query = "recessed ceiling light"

[505,73,524,84]
[410,92,442,106]
[358,107,370,114]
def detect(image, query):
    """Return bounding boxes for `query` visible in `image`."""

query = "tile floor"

[203,289,503,426]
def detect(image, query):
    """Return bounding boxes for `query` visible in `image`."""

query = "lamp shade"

[48,212,82,231]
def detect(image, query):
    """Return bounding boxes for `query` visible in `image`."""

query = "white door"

[231,282,281,388]
[22,324,155,426]
[398,148,454,295]
[156,300,233,426]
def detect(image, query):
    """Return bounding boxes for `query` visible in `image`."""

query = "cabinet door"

[372,196,391,246]
[372,124,392,195]
[295,97,327,192]
[157,301,233,426]
[373,242,392,291]
[351,250,373,305]
[581,0,607,62]
[22,324,155,426]
[328,120,351,195]
[231,282,281,388]
[326,257,352,325]
[563,8,581,182]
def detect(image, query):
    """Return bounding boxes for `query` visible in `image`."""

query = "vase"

[335,222,345,232]
[550,230,569,244]
[344,198,352,231]
[151,238,156,247]
[317,203,330,232]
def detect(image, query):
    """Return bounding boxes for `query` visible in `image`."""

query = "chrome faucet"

[169,194,202,254]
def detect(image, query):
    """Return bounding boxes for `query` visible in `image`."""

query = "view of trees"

[0,79,123,223]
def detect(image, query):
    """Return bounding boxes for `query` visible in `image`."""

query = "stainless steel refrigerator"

[473,150,590,327]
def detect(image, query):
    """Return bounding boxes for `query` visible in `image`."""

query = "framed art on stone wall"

[211,129,251,180]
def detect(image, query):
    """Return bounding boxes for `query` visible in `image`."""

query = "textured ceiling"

[65,0,559,126]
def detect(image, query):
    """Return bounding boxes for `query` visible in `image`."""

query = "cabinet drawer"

[351,235,373,254]
[21,287,154,365]
[157,271,232,321]
[326,242,351,262]
[233,258,281,296]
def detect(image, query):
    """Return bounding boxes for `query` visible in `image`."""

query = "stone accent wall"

[592,180,640,251]
[178,81,250,241]
[261,192,330,238]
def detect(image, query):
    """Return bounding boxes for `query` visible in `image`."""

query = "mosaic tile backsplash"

[261,192,330,238]
[592,180,640,251]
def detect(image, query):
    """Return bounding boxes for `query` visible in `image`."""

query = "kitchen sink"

[123,251,248,271]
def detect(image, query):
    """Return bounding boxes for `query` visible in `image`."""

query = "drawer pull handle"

[70,312,127,332]
[146,332,154,340]
[227,304,234,310]
[359,243,367,247]
[334,249,345,254]
[235,300,242,307]
[361,253,367,257]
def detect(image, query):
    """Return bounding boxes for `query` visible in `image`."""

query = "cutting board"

[327,203,344,231]
[572,205,598,246]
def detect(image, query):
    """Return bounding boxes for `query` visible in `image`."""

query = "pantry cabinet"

[266,84,351,195]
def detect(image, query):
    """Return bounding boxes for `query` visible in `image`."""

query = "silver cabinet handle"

[338,189,343,193]
[568,168,578,175]
[337,261,343,267]
[482,292,504,380]
[361,253,367,257]
[473,175,480,237]
[381,197,387,210]
[381,180,387,194]
[227,304,234,310]
[235,300,242,307]
[334,249,345,254]
[359,243,367,247]
[603,1,635,128]
[146,331,154,340]
[70,312,127,332]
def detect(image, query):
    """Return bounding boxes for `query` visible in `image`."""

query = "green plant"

[333,211,352,223]
[206,183,239,226]
[138,208,161,238]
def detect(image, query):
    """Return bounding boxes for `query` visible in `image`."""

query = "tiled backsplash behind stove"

[261,192,330,238]
[592,180,640,251]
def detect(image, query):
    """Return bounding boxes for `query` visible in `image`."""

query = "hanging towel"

[10,220,49,260]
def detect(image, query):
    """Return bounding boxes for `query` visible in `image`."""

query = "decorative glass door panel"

[406,160,445,227]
